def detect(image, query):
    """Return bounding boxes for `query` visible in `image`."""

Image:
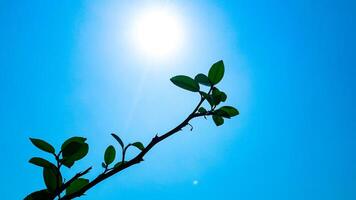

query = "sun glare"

[131,6,185,60]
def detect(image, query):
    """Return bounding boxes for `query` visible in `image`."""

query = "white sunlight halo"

[130,6,185,61]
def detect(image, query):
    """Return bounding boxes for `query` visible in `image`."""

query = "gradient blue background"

[1,0,355,199]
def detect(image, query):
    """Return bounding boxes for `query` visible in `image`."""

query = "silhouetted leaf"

[104,145,116,165]
[111,133,124,149]
[207,98,215,107]
[61,137,88,166]
[61,137,86,151]
[208,60,225,85]
[212,87,220,95]
[212,115,224,126]
[132,142,145,151]
[60,158,75,168]
[212,88,222,105]
[29,138,55,154]
[24,189,51,200]
[199,91,209,99]
[194,73,211,86]
[198,107,207,114]
[43,166,62,193]
[200,91,215,107]
[214,109,231,119]
[62,141,89,163]
[170,75,200,92]
[219,106,239,117]
[29,157,54,168]
[66,178,89,196]
[101,162,106,168]
[73,143,89,161]
[220,92,227,102]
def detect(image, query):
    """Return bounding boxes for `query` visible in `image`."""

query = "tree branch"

[60,89,213,200]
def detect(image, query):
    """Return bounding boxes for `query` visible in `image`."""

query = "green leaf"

[29,157,54,168]
[66,178,89,196]
[219,106,239,117]
[200,91,215,107]
[61,137,89,168]
[60,137,88,168]
[214,109,231,119]
[104,145,116,165]
[43,166,62,193]
[111,133,124,149]
[212,115,224,126]
[194,73,211,86]
[208,60,225,85]
[62,141,89,163]
[207,97,215,107]
[60,158,75,168]
[199,91,209,99]
[198,107,207,113]
[220,92,227,102]
[29,138,55,154]
[24,189,51,200]
[170,75,200,92]
[61,137,86,151]
[212,87,220,96]
[132,142,145,151]
[212,88,222,106]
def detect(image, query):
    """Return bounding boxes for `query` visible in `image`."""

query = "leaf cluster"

[26,135,145,200]
[26,137,89,199]
[170,60,239,126]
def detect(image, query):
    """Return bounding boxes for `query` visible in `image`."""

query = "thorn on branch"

[187,123,193,131]
[152,134,160,143]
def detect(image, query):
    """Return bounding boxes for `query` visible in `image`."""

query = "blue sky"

[1,0,355,199]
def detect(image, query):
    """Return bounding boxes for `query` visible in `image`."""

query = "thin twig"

[51,167,92,199]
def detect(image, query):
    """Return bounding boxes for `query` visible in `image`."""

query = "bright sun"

[131,7,185,60]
